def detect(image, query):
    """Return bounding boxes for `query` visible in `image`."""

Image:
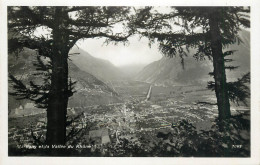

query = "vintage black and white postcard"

[1,0,260,165]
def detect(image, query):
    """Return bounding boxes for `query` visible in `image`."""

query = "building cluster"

[9,91,220,150]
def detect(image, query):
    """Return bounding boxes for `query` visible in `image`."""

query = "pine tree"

[131,7,250,120]
[8,6,131,146]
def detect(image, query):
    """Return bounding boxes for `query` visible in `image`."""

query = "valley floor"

[8,81,250,157]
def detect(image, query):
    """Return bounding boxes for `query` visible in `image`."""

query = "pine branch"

[207,81,215,91]
[31,129,44,145]
[208,72,214,77]
[224,59,233,63]
[207,73,250,106]
[223,50,237,57]
[68,77,77,98]
[196,101,217,105]
[65,112,85,142]
[9,74,50,108]
[9,74,31,99]
[225,66,239,70]
[66,112,84,127]
[227,72,250,106]
[8,6,53,29]
[8,34,53,58]
[33,56,52,73]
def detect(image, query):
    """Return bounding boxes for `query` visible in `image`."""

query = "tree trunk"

[46,7,69,145]
[209,12,231,120]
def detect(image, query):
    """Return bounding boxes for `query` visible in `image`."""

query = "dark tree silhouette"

[131,7,250,120]
[8,6,132,146]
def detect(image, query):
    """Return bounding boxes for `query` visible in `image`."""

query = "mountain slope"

[68,62,122,107]
[8,47,122,116]
[69,47,124,81]
[135,30,250,86]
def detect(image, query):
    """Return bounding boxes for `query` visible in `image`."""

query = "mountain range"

[8,29,250,115]
[69,47,125,82]
[135,30,250,86]
[8,47,122,115]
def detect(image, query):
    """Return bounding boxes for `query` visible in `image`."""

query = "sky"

[31,6,249,67]
[31,7,174,67]
[32,25,164,67]
[73,7,174,67]
[76,36,163,67]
